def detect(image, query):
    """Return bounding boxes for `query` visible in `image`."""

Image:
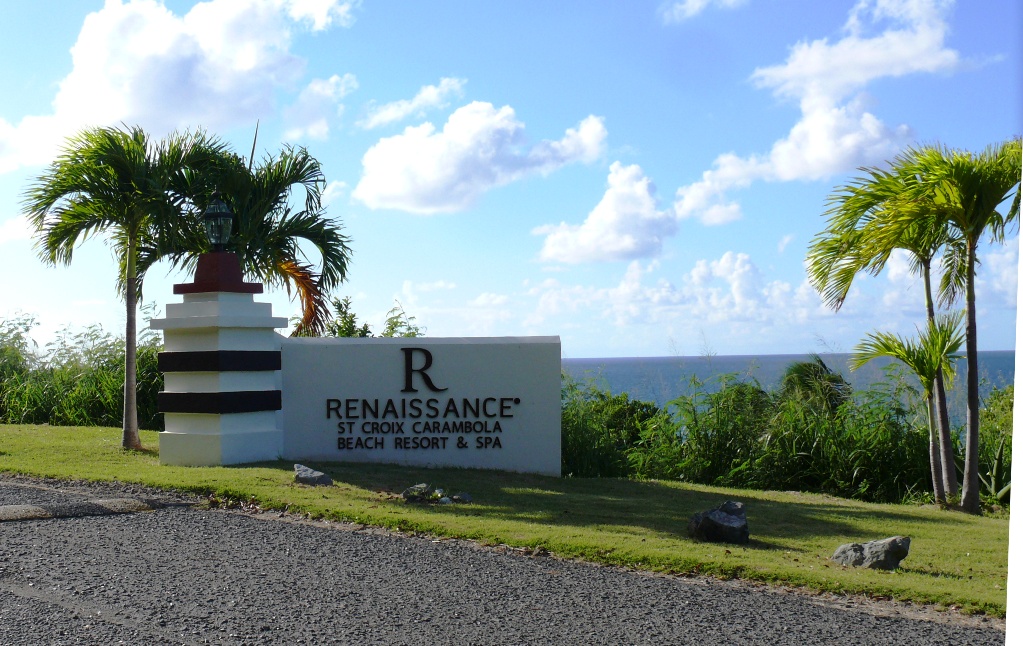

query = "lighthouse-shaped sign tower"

[150,251,286,466]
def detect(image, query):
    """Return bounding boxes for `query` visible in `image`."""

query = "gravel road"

[0,476,1006,645]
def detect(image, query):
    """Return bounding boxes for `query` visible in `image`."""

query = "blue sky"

[0,0,1018,358]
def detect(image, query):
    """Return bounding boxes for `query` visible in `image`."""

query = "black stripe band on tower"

[158,390,283,414]
[158,351,282,372]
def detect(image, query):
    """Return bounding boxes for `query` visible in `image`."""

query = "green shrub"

[0,318,163,430]
[747,384,931,502]
[0,315,36,381]
[561,372,666,477]
[670,376,773,485]
[561,363,936,504]
[626,411,686,480]
[0,315,38,421]
[979,385,1013,504]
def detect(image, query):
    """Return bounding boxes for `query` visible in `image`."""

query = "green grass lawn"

[0,424,1009,616]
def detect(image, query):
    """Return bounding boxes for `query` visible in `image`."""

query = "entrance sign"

[154,256,561,476]
[281,337,561,476]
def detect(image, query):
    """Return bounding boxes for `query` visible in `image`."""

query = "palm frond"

[806,149,956,312]
[190,146,351,328]
[850,311,964,396]
[277,260,329,336]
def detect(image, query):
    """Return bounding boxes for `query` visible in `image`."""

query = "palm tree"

[154,145,351,335]
[779,354,851,413]
[807,155,962,499]
[850,312,965,504]
[23,126,226,450]
[897,140,1021,513]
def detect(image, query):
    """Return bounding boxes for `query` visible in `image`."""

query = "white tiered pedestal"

[150,253,287,466]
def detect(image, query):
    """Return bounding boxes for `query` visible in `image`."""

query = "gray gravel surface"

[0,477,1006,645]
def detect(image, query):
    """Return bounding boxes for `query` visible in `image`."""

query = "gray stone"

[831,536,911,570]
[402,483,433,502]
[293,464,333,486]
[401,485,471,504]
[687,501,749,544]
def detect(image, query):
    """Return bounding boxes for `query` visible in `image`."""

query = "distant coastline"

[562,351,1014,425]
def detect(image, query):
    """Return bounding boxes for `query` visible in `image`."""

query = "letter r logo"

[401,347,448,393]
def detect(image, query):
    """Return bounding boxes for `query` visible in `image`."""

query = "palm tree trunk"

[921,262,959,500]
[926,395,946,503]
[960,241,981,514]
[933,370,959,499]
[122,236,142,451]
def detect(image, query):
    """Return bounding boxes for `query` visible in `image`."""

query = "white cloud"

[0,215,32,244]
[777,234,795,253]
[284,0,357,30]
[525,237,1005,353]
[406,290,514,337]
[659,0,747,24]
[881,238,1019,311]
[885,248,916,284]
[353,102,606,214]
[534,162,676,263]
[360,77,466,129]
[753,0,956,106]
[685,251,767,321]
[701,203,744,226]
[321,180,348,206]
[673,0,957,224]
[470,292,509,307]
[523,278,599,327]
[0,0,355,174]
[603,261,684,326]
[673,153,762,225]
[283,73,358,140]
[526,254,751,327]
[377,281,517,337]
[413,280,457,292]
[978,236,1019,307]
[398,279,456,308]
[879,248,961,315]
[524,251,850,341]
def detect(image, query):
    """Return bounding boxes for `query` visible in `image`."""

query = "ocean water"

[562,351,1015,426]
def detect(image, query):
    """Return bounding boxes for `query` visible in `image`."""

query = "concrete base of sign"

[160,426,283,467]
[151,259,286,467]
[163,410,279,435]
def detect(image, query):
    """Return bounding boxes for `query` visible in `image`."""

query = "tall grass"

[977,384,1013,504]
[561,374,667,477]
[563,362,1010,506]
[739,383,931,502]
[0,313,163,430]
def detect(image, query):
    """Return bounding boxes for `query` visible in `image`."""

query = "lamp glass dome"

[203,196,233,251]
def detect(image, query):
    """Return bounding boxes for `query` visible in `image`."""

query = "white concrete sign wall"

[281,337,561,476]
